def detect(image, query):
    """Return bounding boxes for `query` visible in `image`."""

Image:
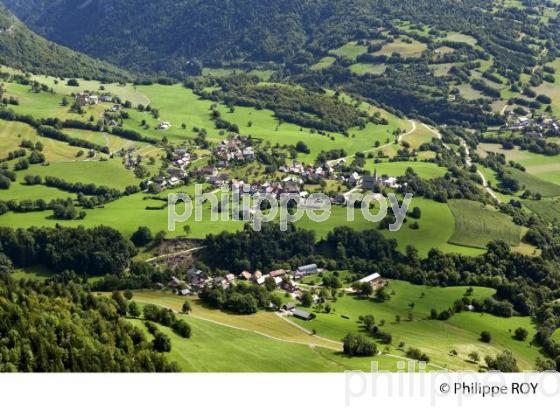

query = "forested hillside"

[0,5,129,81]
[4,0,558,77]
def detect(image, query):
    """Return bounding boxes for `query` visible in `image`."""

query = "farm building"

[292,309,315,321]
[358,273,385,288]
[239,271,253,281]
[296,264,318,277]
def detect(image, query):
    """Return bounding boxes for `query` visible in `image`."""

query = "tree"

[172,320,192,338]
[485,350,519,372]
[131,226,153,247]
[152,332,172,352]
[300,291,314,307]
[265,275,277,291]
[468,351,480,363]
[343,332,377,357]
[67,79,80,87]
[353,281,373,297]
[295,141,310,154]
[183,225,192,237]
[182,301,192,314]
[0,175,11,190]
[124,290,134,300]
[480,331,492,343]
[128,301,140,318]
[513,327,528,341]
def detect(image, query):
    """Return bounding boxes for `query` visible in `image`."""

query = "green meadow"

[363,160,447,180]
[291,280,542,371]
[128,291,451,372]
[448,199,522,249]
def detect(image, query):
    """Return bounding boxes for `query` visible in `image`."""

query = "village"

[502,110,560,136]
[162,263,386,322]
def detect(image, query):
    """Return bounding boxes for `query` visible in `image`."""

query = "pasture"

[448,199,522,249]
[373,38,427,58]
[329,41,368,60]
[127,291,458,372]
[291,280,542,371]
[363,160,447,180]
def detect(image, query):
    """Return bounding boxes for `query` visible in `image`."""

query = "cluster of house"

[163,266,386,322]
[503,113,560,135]
[214,136,255,165]
[165,264,321,297]
[350,170,399,190]
[171,148,192,170]
[121,146,141,169]
[76,92,114,106]
[76,92,99,106]
[278,162,333,183]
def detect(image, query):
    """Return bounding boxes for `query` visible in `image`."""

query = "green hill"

[0,4,129,82]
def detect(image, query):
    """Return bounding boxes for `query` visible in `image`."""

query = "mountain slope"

[2,0,381,76]
[0,4,130,81]
[3,0,558,79]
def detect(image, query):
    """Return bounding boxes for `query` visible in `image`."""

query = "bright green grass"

[3,174,76,202]
[24,74,151,106]
[0,119,85,162]
[310,57,336,71]
[401,122,439,149]
[133,84,406,162]
[523,197,560,222]
[298,198,483,257]
[507,167,560,198]
[129,317,415,372]
[373,38,427,58]
[22,158,139,190]
[363,160,447,180]
[445,33,478,46]
[478,143,560,188]
[448,199,522,249]
[291,280,542,370]
[330,41,368,61]
[349,63,386,76]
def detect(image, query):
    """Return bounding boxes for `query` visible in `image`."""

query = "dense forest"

[0,275,178,371]
[4,0,556,78]
[0,5,129,81]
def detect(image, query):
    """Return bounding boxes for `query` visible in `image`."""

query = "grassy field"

[445,32,478,46]
[349,63,386,76]
[448,199,522,249]
[400,122,439,149]
[507,167,560,198]
[534,59,560,117]
[330,41,368,60]
[0,119,83,162]
[311,56,336,71]
[291,280,542,371]
[363,160,447,180]
[127,291,459,371]
[373,38,427,58]
[20,158,139,190]
[523,197,560,222]
[478,143,560,189]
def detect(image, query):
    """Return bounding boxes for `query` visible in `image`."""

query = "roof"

[297,264,317,272]
[269,269,286,277]
[359,273,381,283]
[292,309,314,320]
